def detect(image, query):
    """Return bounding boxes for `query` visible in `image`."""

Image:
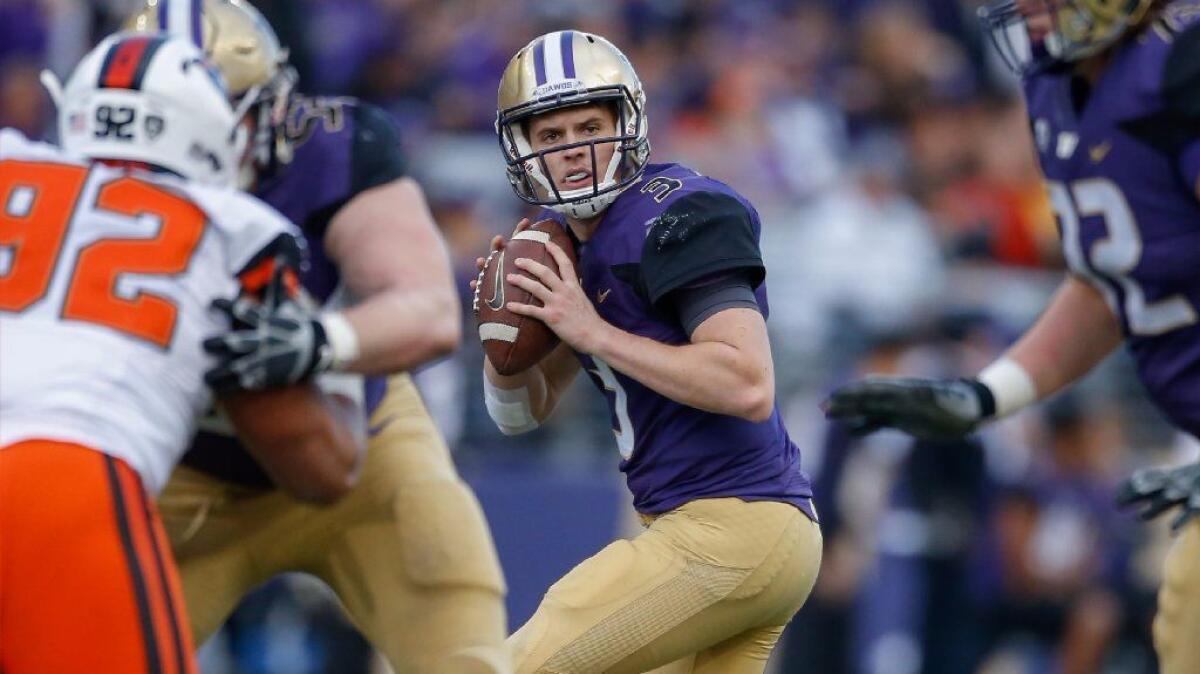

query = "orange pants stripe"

[0,439,197,674]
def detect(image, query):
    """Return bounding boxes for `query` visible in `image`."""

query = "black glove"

[823,376,996,441]
[204,263,332,392]
[1117,463,1200,533]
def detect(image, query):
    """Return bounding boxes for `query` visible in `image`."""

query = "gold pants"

[158,375,510,674]
[510,497,822,674]
[1156,519,1200,674]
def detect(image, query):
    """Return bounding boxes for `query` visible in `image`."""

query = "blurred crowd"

[2,0,1189,672]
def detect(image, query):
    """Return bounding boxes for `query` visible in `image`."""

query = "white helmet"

[43,32,247,187]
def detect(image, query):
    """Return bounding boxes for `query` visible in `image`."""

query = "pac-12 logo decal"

[144,114,165,141]
[640,176,683,203]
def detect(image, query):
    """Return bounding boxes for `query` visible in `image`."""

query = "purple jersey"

[184,96,407,486]
[1025,3,1200,436]
[545,163,816,518]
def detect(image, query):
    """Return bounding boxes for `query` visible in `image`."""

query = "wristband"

[319,312,361,371]
[977,358,1038,419]
[483,373,540,435]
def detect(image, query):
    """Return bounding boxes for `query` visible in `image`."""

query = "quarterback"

[128,1,509,672]
[825,1,1200,672]
[0,34,363,673]
[475,31,821,674]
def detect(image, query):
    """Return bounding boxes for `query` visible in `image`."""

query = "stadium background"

[0,0,1186,672]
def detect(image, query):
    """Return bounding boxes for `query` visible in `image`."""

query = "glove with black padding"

[822,376,997,441]
[1117,462,1200,533]
[204,263,333,393]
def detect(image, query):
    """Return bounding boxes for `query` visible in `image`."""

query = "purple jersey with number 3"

[544,163,816,518]
[1024,3,1200,435]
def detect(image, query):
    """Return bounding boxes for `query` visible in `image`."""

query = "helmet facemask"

[229,60,297,186]
[980,0,1158,75]
[498,83,649,220]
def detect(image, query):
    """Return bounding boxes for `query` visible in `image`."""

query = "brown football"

[474,219,577,375]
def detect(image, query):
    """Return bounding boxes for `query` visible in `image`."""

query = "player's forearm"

[338,287,460,375]
[483,342,579,422]
[590,323,773,421]
[999,275,1122,400]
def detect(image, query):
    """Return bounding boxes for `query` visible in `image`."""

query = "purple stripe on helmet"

[561,31,575,79]
[157,0,168,28]
[191,0,202,47]
[533,37,547,86]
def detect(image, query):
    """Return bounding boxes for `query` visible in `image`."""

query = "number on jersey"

[1049,178,1197,336]
[0,159,206,348]
[591,356,635,459]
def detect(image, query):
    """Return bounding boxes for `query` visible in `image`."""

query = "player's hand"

[470,218,532,295]
[203,264,332,392]
[1117,463,1200,532]
[507,240,608,354]
[823,376,994,440]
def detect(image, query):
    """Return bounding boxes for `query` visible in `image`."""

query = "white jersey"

[0,129,299,493]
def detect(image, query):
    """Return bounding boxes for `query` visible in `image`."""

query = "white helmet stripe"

[543,31,566,83]
[158,0,204,48]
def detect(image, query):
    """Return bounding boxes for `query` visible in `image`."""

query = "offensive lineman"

[0,33,363,672]
[128,2,510,672]
[825,1,1200,672]
[474,31,821,674]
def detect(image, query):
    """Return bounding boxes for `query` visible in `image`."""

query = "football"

[474,219,577,375]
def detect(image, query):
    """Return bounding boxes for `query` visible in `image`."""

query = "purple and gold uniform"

[558,163,816,519]
[509,164,821,674]
[158,97,509,673]
[1022,5,1200,671]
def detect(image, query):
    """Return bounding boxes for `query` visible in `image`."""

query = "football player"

[126,2,510,672]
[473,31,822,674]
[824,1,1200,672]
[0,33,364,673]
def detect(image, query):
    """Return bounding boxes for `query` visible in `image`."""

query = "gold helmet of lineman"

[980,0,1159,74]
[126,0,298,171]
[497,31,651,220]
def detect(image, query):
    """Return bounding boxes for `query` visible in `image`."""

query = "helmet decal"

[97,36,167,90]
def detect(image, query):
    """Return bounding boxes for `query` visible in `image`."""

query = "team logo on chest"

[1056,131,1079,159]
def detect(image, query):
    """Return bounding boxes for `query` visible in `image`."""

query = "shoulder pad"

[640,190,764,305]
[1162,18,1200,119]
[350,102,406,193]
[0,129,63,162]
[1118,18,1200,153]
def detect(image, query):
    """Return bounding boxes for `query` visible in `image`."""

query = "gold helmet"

[980,0,1159,74]
[126,0,298,172]
[497,31,650,220]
